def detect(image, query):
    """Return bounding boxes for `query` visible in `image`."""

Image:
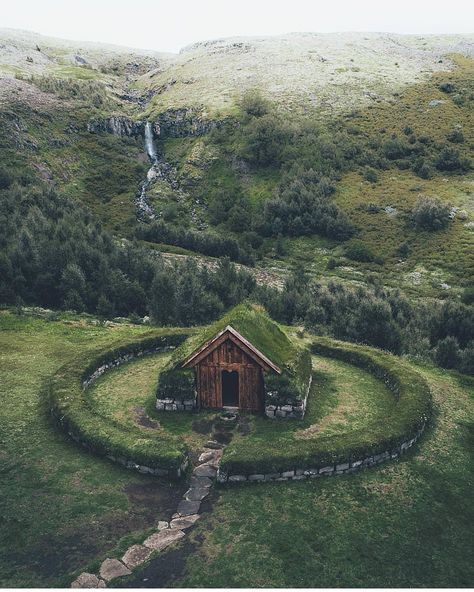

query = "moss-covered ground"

[1,310,473,587]
[0,312,186,588]
[121,364,474,588]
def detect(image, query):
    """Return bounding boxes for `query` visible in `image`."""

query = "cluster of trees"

[2,178,473,375]
[137,220,255,265]
[0,182,255,324]
[261,168,354,239]
[255,267,474,375]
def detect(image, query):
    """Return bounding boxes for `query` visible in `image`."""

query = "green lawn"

[85,346,396,457]
[125,364,474,588]
[0,312,186,588]
[1,310,473,588]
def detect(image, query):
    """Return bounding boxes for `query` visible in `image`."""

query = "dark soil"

[133,406,160,429]
[191,417,214,435]
[113,490,218,588]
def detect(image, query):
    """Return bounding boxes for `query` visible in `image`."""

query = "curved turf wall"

[49,331,190,478]
[217,336,432,482]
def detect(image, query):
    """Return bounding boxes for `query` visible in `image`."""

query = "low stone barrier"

[82,345,176,389]
[156,394,197,412]
[217,420,426,484]
[265,375,313,419]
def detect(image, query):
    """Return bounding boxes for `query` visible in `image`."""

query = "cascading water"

[136,121,159,219]
[144,121,158,163]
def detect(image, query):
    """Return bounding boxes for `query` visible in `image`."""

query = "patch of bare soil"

[133,406,160,430]
[114,490,218,588]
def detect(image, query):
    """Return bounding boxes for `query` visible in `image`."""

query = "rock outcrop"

[87,116,144,137]
[87,108,225,140]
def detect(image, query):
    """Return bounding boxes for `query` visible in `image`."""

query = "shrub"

[416,162,434,179]
[345,242,377,263]
[240,89,270,118]
[156,368,195,401]
[412,196,451,231]
[439,82,455,93]
[435,336,460,369]
[363,167,378,183]
[446,128,464,144]
[459,342,474,375]
[435,146,470,172]
[0,168,13,189]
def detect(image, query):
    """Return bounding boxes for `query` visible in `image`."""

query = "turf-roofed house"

[156,303,313,418]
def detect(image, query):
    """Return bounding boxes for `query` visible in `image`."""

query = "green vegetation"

[176,363,473,587]
[219,336,431,475]
[0,312,186,588]
[49,331,190,473]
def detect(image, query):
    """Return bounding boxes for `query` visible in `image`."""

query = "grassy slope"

[167,365,473,588]
[0,312,186,588]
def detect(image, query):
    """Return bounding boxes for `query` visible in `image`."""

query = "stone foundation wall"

[82,345,176,389]
[61,421,188,478]
[217,420,426,484]
[156,395,197,412]
[265,375,313,419]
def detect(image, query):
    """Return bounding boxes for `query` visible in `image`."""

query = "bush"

[435,146,470,172]
[156,368,195,401]
[240,89,270,118]
[459,342,474,375]
[446,128,464,144]
[345,242,378,263]
[0,168,13,189]
[363,167,379,183]
[435,336,460,369]
[412,196,451,231]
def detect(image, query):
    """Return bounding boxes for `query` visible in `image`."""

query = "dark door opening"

[222,370,239,407]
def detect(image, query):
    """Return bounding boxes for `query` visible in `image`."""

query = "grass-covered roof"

[168,302,301,373]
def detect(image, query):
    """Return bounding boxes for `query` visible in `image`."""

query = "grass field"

[0,312,186,588]
[122,364,474,588]
[1,310,473,587]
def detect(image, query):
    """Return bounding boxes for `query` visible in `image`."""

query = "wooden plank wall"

[196,338,264,411]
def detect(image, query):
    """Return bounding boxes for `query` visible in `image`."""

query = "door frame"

[221,368,239,409]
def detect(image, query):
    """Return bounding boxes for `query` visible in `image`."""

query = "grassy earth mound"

[48,330,191,476]
[79,331,430,481]
[219,336,432,476]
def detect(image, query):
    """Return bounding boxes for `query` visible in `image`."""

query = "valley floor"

[0,311,473,587]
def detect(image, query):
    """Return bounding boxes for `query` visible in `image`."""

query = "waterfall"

[136,121,159,219]
[144,121,158,162]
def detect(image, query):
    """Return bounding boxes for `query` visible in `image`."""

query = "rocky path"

[71,443,223,588]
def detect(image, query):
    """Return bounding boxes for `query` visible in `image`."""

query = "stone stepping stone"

[198,450,221,463]
[170,514,200,530]
[71,572,106,588]
[99,558,131,582]
[177,499,201,516]
[143,528,185,551]
[193,464,216,478]
[121,544,153,569]
[185,487,209,501]
[204,440,223,449]
[156,520,169,531]
[190,475,213,488]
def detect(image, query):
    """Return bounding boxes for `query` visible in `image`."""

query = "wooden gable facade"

[182,325,281,411]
